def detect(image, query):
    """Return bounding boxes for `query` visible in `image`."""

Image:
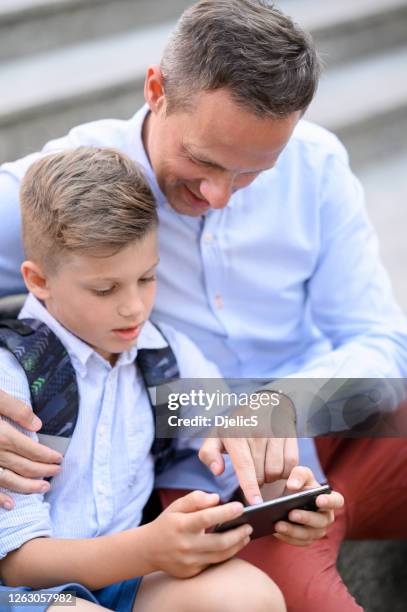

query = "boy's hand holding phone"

[140,465,343,580]
[141,490,251,578]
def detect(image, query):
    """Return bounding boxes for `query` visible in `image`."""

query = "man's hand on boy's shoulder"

[0,389,63,509]
[199,436,299,505]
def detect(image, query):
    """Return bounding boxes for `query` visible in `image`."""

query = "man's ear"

[144,65,166,113]
[21,261,51,300]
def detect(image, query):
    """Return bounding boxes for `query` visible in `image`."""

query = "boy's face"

[38,230,159,363]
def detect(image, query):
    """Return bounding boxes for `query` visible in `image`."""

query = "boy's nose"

[117,296,143,319]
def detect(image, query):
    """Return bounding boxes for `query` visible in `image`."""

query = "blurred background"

[1,0,407,312]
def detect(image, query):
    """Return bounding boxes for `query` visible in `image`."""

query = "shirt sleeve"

[154,323,238,500]
[0,348,52,558]
[0,170,26,296]
[269,144,407,433]
[305,147,407,378]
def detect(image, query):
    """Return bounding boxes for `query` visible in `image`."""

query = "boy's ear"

[21,261,51,300]
[144,65,166,113]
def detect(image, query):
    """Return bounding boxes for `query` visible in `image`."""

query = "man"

[0,1,406,610]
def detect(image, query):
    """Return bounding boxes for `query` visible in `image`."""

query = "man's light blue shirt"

[1,105,407,479]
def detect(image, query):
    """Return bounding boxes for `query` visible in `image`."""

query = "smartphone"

[214,484,332,540]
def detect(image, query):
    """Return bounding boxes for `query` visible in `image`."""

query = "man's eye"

[191,157,212,168]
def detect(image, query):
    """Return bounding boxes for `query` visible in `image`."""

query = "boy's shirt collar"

[19,293,167,377]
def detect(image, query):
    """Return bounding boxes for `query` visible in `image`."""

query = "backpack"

[0,317,181,474]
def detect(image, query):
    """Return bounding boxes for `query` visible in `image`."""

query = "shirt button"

[214,294,224,309]
[203,233,214,243]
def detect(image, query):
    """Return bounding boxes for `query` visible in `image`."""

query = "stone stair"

[1,0,407,168]
[338,540,407,612]
[0,0,191,62]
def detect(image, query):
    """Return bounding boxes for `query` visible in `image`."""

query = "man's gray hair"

[161,0,321,117]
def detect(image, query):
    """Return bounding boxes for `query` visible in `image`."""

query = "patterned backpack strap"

[136,327,180,474]
[0,318,79,454]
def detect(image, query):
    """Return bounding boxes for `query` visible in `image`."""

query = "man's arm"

[273,146,407,434]
[305,146,407,380]
[0,167,28,296]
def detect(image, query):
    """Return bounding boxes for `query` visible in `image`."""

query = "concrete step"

[280,0,407,67]
[338,541,407,611]
[0,0,191,62]
[0,20,175,163]
[2,0,406,65]
[306,45,407,168]
[2,32,407,168]
[1,0,407,165]
[358,147,407,313]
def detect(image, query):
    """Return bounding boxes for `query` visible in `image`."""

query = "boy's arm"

[0,350,54,548]
[0,527,152,590]
[1,492,251,589]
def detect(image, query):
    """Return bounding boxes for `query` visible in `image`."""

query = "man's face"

[42,230,158,363]
[144,86,301,216]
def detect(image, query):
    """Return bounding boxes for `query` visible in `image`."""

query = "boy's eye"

[140,275,156,284]
[93,287,114,296]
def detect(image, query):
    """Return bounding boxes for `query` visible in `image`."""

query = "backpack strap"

[136,327,180,474]
[0,318,181,472]
[0,318,79,454]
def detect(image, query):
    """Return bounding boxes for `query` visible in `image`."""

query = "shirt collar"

[19,293,168,376]
[128,104,168,208]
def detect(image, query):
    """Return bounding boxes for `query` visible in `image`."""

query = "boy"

[0,147,339,611]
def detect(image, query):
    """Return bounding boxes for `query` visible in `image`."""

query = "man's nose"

[199,175,234,210]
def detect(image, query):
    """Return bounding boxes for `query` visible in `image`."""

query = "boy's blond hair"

[20,146,157,272]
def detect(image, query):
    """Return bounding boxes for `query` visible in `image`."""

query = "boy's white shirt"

[0,294,237,559]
